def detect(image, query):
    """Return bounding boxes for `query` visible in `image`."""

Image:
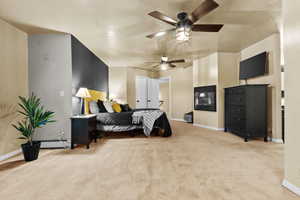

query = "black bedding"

[96,110,172,137]
[153,112,172,137]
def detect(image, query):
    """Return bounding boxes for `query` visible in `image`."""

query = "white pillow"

[89,101,99,114]
[103,101,114,113]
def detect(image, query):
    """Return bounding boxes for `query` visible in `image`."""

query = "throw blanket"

[132,110,164,136]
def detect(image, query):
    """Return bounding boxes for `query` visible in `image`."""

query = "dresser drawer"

[231,106,245,117]
[230,94,245,105]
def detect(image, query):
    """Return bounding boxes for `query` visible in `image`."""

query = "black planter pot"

[21,141,41,162]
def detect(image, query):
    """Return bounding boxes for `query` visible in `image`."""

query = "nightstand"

[71,114,97,149]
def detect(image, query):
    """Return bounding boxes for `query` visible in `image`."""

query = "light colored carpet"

[0,121,298,200]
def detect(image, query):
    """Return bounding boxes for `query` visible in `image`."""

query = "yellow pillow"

[112,103,122,113]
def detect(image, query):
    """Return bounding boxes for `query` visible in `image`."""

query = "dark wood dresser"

[71,114,97,149]
[224,84,268,142]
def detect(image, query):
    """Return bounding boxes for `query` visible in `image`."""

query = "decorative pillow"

[89,101,99,114]
[103,101,114,113]
[97,100,107,113]
[120,104,132,112]
[112,103,122,113]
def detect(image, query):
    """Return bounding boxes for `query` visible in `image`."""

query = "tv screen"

[239,52,268,80]
[194,85,216,112]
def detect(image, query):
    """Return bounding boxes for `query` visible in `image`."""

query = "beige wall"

[159,82,169,116]
[109,67,127,104]
[193,53,219,128]
[109,67,157,108]
[159,67,193,120]
[0,19,28,156]
[240,34,282,139]
[218,53,240,128]
[193,53,239,129]
[283,0,300,190]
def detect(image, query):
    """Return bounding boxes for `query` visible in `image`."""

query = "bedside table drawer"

[88,117,97,132]
[71,115,97,149]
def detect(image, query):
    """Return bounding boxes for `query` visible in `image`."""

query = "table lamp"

[75,87,91,115]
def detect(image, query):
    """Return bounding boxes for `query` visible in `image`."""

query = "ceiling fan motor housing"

[177,12,188,20]
[177,12,193,28]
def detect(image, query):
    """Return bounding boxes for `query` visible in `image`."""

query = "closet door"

[135,76,148,109]
[147,78,160,109]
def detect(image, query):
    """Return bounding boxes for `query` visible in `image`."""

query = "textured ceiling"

[0,0,281,68]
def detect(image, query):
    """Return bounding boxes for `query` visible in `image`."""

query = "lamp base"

[80,98,85,115]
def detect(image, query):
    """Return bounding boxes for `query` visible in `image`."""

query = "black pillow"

[120,104,132,112]
[97,100,108,113]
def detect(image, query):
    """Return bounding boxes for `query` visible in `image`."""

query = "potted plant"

[12,94,55,161]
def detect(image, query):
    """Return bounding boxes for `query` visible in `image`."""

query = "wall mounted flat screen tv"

[239,51,268,80]
[194,85,216,112]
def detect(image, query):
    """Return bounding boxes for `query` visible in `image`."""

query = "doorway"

[159,77,171,117]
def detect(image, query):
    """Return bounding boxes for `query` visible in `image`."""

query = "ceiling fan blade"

[168,59,185,64]
[190,0,219,23]
[132,67,151,71]
[192,24,223,32]
[148,11,178,26]
[169,64,176,68]
[182,62,193,68]
[146,28,176,39]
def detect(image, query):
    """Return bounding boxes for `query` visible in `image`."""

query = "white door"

[135,76,148,109]
[147,78,160,109]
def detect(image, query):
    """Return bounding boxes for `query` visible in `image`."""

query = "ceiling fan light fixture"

[161,63,169,71]
[161,56,168,62]
[176,26,191,41]
[156,32,166,37]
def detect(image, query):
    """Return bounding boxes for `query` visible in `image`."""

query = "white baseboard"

[40,141,70,149]
[0,149,22,162]
[282,179,300,196]
[267,137,284,144]
[172,118,185,122]
[193,123,224,131]
[271,138,284,144]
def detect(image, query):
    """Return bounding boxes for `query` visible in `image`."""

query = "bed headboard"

[84,89,107,114]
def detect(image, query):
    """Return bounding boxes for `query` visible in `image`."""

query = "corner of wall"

[0,19,28,156]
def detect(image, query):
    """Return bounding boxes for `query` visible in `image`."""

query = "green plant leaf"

[12,93,56,141]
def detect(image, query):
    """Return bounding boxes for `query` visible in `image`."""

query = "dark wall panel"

[71,36,109,114]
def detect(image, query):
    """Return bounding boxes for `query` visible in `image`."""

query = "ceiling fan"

[146,0,223,41]
[152,56,186,70]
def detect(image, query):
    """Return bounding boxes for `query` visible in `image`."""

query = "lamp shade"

[75,88,91,98]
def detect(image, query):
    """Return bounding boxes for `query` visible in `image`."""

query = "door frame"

[158,76,172,118]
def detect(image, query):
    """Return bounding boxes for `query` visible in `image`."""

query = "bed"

[95,111,172,137]
[85,90,172,137]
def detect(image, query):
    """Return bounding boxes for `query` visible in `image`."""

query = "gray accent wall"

[28,34,72,142]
